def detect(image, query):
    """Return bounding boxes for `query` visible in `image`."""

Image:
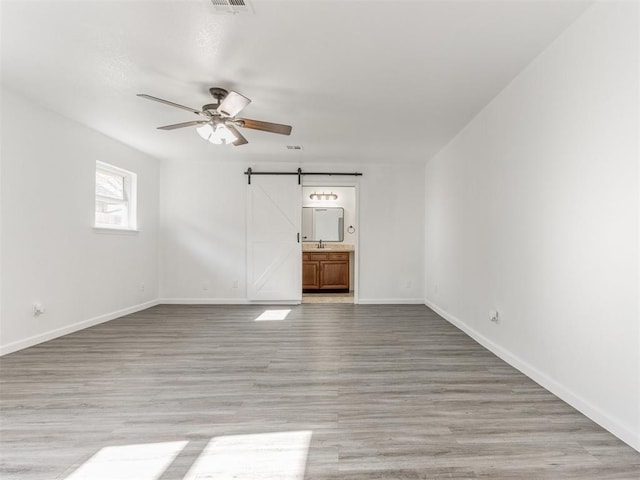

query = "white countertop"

[302,243,355,252]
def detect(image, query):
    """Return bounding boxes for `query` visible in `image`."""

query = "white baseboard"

[158,298,251,305]
[358,298,426,305]
[161,297,428,306]
[0,300,160,356]
[424,297,640,453]
[247,301,300,305]
[158,298,311,305]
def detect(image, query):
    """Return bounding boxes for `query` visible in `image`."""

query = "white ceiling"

[1,0,592,165]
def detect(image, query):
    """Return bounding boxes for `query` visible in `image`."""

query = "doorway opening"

[301,185,358,304]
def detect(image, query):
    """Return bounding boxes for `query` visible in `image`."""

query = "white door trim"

[301,181,360,304]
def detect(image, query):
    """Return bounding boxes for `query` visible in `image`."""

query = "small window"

[95,161,137,230]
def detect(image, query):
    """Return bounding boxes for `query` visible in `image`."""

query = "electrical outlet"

[33,303,45,316]
[232,280,239,289]
[202,281,210,291]
[140,283,145,292]
[489,309,500,323]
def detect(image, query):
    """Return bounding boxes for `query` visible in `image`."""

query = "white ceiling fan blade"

[137,94,206,117]
[157,120,209,130]
[217,91,251,117]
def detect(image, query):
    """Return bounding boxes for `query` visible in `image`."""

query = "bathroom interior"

[301,185,357,304]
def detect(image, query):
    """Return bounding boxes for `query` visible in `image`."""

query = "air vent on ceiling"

[210,0,253,15]
[286,145,303,150]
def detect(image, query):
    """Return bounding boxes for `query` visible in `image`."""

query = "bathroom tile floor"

[302,292,354,304]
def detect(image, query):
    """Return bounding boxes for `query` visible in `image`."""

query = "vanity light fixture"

[309,192,338,201]
[196,122,237,145]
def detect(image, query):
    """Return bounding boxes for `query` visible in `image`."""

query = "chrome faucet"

[317,239,324,249]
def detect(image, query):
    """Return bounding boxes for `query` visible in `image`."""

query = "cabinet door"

[302,261,320,289]
[319,261,349,289]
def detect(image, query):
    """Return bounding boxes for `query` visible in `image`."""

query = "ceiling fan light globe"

[196,123,214,141]
[208,124,237,145]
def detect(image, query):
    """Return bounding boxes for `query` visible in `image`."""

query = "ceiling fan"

[137,87,292,146]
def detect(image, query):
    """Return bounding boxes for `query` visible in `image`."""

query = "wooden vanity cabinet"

[302,252,349,292]
[302,257,321,289]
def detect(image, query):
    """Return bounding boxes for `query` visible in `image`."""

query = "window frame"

[94,161,138,231]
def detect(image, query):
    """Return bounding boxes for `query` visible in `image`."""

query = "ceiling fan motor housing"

[202,103,219,113]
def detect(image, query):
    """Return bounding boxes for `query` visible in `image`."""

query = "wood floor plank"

[1,304,638,479]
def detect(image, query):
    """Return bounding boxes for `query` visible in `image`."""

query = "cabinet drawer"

[328,252,349,260]
[302,253,311,261]
[309,253,329,261]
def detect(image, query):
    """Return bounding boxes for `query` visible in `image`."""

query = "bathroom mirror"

[301,207,344,242]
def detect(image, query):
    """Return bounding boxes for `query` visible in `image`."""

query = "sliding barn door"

[247,176,301,302]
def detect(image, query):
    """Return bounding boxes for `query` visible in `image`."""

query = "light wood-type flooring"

[1,304,639,479]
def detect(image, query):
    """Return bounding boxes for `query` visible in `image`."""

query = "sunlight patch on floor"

[64,441,187,480]
[254,309,291,321]
[62,431,312,480]
[183,430,312,480]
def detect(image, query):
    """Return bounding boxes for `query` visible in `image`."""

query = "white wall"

[159,160,247,301]
[425,2,639,450]
[160,160,424,303]
[0,88,160,354]
[358,164,425,303]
